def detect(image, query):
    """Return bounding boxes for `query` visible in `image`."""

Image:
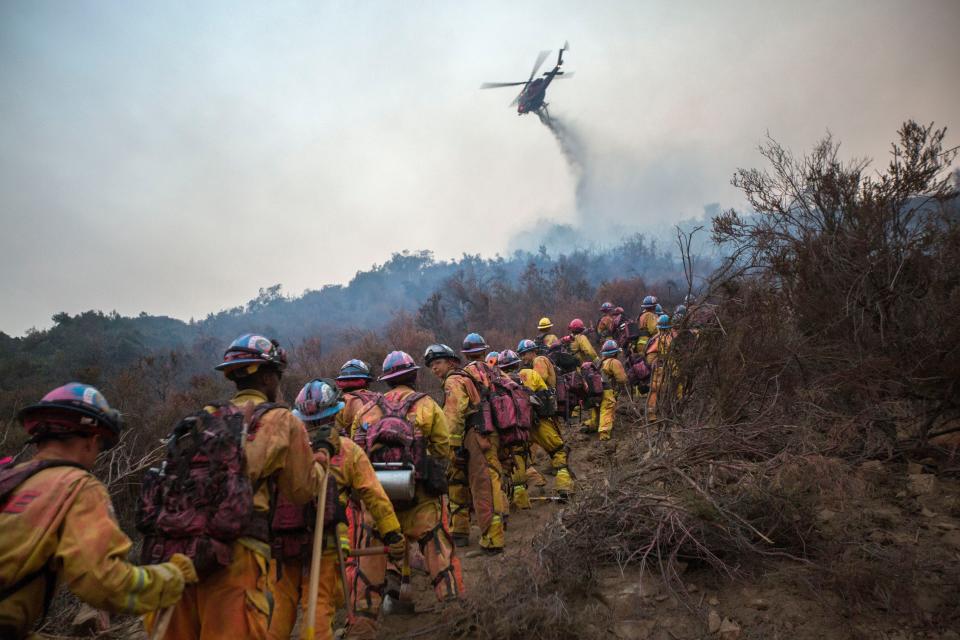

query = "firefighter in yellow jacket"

[510,345,574,497]
[0,384,196,640]
[149,334,321,640]
[645,315,678,422]
[268,379,403,640]
[424,344,505,554]
[591,340,629,441]
[334,359,379,436]
[536,317,560,349]
[567,319,598,363]
[348,351,462,639]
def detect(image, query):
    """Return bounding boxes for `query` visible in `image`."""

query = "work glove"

[169,553,198,584]
[383,530,406,562]
[313,449,329,467]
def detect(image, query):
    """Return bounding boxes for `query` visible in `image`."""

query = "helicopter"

[480,42,571,115]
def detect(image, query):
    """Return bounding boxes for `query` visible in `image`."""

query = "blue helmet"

[18,383,123,449]
[336,359,372,381]
[516,339,538,355]
[293,379,343,422]
[674,304,688,319]
[641,295,658,310]
[657,314,672,330]
[600,339,620,357]
[461,332,488,354]
[486,351,500,367]
[655,304,663,314]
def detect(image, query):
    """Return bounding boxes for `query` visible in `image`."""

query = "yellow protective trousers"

[267,552,341,640]
[500,443,532,509]
[528,418,573,493]
[586,390,618,439]
[447,430,505,549]
[149,544,271,640]
[350,498,462,625]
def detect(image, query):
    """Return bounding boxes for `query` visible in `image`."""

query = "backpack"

[580,362,605,407]
[549,348,580,374]
[617,321,641,347]
[270,451,344,561]
[490,376,533,446]
[0,458,89,617]
[354,393,448,499]
[136,402,278,576]
[450,370,495,435]
[533,388,558,418]
[625,353,652,386]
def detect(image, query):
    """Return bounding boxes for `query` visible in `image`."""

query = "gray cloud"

[1,0,958,333]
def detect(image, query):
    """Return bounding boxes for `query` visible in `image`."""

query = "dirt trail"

[374,413,960,640]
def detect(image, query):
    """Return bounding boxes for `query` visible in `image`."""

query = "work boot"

[452,533,470,548]
[599,431,611,442]
[511,485,531,510]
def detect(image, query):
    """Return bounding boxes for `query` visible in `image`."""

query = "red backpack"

[136,402,279,576]
[625,353,652,386]
[490,376,533,446]
[270,449,344,561]
[580,362,605,407]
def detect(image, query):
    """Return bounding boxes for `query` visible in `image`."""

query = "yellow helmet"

[537,317,553,331]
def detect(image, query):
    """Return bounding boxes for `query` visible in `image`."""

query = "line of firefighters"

[0,294,696,640]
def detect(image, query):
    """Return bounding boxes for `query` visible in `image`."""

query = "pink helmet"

[215,334,287,376]
[18,383,123,449]
[568,318,586,333]
[379,351,419,382]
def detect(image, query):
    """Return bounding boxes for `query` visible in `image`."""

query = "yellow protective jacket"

[539,333,559,348]
[601,356,628,388]
[516,368,548,393]
[441,369,482,448]
[329,437,401,539]
[596,315,616,339]
[0,458,186,638]
[638,311,659,337]
[223,389,321,557]
[532,355,557,389]
[645,332,676,367]
[335,389,379,436]
[570,333,597,363]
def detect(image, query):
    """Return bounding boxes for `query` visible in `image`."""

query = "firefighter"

[645,315,678,422]
[594,340,629,441]
[0,384,196,640]
[334,359,379,436]
[424,344,505,554]
[153,334,320,640]
[268,379,402,640]
[348,352,462,639]
[636,296,659,352]
[568,319,598,363]
[514,343,574,497]
[535,317,560,349]
[596,302,617,342]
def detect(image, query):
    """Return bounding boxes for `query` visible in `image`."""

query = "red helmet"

[568,319,586,333]
[18,383,123,449]
[614,306,624,315]
[379,351,419,382]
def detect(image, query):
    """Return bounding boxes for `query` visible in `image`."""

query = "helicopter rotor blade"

[550,71,574,80]
[527,50,551,83]
[480,81,530,89]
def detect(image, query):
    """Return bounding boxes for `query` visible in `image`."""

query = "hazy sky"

[1,1,958,334]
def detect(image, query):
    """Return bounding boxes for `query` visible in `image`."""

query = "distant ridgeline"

[0,234,692,395]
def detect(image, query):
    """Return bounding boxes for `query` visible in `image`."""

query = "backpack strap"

[0,459,89,617]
